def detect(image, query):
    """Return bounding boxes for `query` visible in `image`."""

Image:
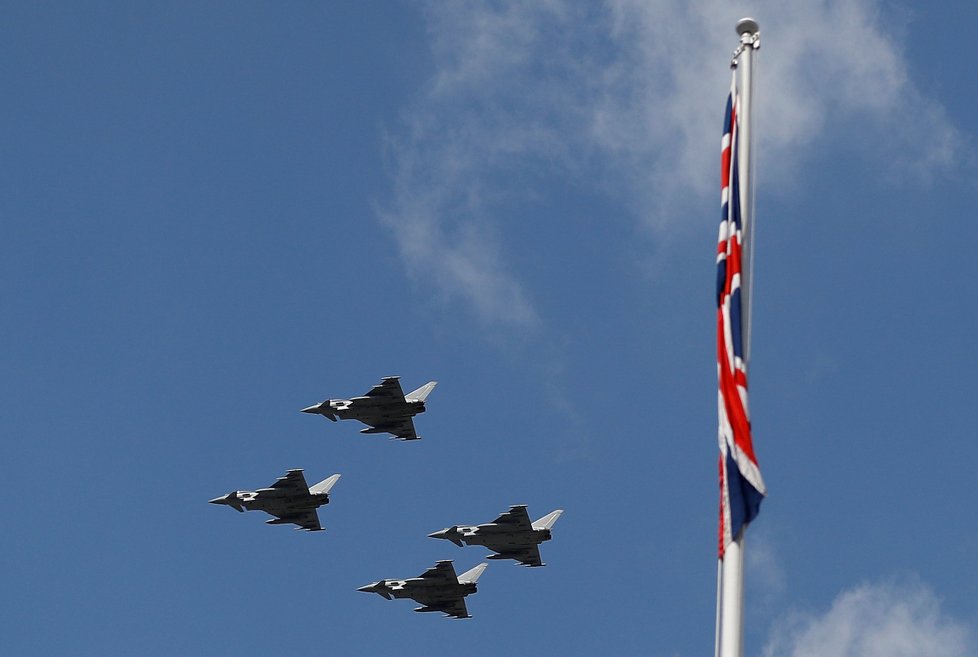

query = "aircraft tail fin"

[532,509,563,530]
[405,381,437,402]
[309,474,341,495]
[457,563,487,584]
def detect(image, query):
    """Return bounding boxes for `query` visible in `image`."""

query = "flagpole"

[716,17,760,657]
[736,18,759,363]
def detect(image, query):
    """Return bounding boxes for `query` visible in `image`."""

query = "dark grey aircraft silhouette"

[301,376,436,441]
[208,469,340,532]
[429,505,563,567]
[358,560,487,619]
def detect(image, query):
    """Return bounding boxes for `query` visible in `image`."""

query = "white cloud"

[745,530,787,614]
[763,579,975,657]
[378,0,961,328]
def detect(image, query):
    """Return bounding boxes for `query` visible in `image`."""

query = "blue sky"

[3,2,977,655]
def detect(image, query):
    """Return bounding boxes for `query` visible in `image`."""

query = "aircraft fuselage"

[233,490,329,514]
[330,397,425,421]
[459,526,551,549]
[384,579,477,603]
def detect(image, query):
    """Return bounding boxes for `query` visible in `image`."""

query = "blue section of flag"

[729,287,744,361]
[725,451,764,539]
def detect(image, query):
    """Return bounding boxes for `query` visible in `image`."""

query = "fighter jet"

[428,505,563,567]
[358,560,487,619]
[301,376,437,441]
[208,469,340,532]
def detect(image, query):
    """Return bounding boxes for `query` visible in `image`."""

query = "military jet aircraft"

[357,560,487,619]
[301,376,437,441]
[428,505,563,567]
[208,469,340,532]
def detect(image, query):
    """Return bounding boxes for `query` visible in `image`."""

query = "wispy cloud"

[763,578,974,657]
[745,530,787,615]
[377,0,962,329]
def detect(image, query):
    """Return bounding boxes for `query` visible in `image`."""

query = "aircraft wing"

[432,597,470,619]
[268,508,323,532]
[291,509,323,531]
[363,377,405,400]
[386,417,418,440]
[489,505,533,531]
[417,560,458,583]
[359,416,418,440]
[267,469,309,495]
[503,545,544,567]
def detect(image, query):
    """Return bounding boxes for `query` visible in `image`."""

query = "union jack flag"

[717,71,765,559]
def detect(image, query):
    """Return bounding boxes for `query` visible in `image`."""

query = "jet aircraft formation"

[209,376,563,619]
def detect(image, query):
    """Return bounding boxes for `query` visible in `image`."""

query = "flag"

[717,71,766,559]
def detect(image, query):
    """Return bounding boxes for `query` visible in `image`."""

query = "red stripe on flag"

[718,455,727,559]
[716,312,756,464]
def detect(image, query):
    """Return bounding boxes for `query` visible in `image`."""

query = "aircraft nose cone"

[358,582,392,599]
[428,527,464,546]
[300,404,322,414]
[208,495,229,505]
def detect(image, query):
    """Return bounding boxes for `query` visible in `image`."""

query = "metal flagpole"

[716,17,760,657]
[736,18,760,364]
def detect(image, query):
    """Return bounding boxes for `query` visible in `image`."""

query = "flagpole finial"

[736,18,759,37]
[732,17,760,64]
